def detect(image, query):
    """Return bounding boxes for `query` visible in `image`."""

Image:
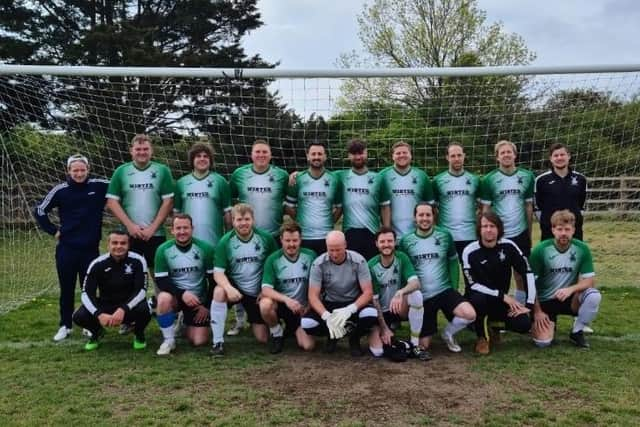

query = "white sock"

[270,324,284,337]
[370,346,384,357]
[210,301,228,344]
[444,316,472,337]
[160,326,175,342]
[407,290,424,347]
[573,289,601,333]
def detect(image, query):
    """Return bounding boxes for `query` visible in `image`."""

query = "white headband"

[67,154,89,168]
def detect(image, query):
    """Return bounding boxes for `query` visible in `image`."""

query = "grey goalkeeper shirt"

[309,250,371,303]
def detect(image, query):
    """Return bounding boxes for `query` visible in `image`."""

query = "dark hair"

[347,138,366,154]
[108,229,130,240]
[306,140,327,153]
[375,226,396,241]
[172,213,193,227]
[413,201,435,217]
[188,142,214,168]
[477,210,504,240]
[280,219,302,236]
[548,142,570,157]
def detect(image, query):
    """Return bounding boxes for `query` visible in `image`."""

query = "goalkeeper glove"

[332,303,358,329]
[322,311,346,339]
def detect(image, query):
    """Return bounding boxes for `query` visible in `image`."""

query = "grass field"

[1,220,639,426]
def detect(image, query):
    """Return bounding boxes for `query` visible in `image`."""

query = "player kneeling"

[154,214,215,355]
[259,221,316,353]
[72,230,151,351]
[367,227,431,361]
[530,210,601,349]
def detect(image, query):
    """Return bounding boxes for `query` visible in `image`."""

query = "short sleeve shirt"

[308,250,371,303]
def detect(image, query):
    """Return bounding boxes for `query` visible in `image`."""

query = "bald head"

[326,231,347,263]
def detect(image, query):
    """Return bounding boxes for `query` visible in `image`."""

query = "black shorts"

[130,236,166,268]
[538,298,577,322]
[228,293,264,324]
[345,228,377,261]
[276,304,301,331]
[302,239,327,255]
[177,299,210,327]
[506,230,531,257]
[383,311,404,329]
[421,288,466,337]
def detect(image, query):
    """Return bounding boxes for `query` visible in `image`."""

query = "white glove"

[332,303,358,329]
[322,311,346,339]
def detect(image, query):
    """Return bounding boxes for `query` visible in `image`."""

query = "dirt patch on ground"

[247,348,504,426]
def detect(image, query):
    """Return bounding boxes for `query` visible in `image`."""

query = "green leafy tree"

[337,0,535,109]
[0,0,298,173]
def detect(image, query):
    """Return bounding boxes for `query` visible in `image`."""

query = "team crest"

[269,174,274,182]
[302,263,308,271]
[207,180,213,188]
[254,243,261,251]
[517,176,523,185]
[324,179,329,187]
[434,237,441,246]
[393,265,399,275]
[466,178,471,186]
[193,251,200,260]
[124,263,134,274]
[412,176,417,184]
[571,176,578,186]
[368,176,374,185]
[570,251,576,262]
[151,171,157,179]
[498,250,506,262]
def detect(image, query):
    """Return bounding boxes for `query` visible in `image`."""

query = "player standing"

[285,141,341,255]
[106,134,174,269]
[432,142,480,259]
[480,140,535,304]
[34,154,109,341]
[535,143,587,241]
[379,141,434,239]
[337,139,390,260]
[174,142,231,246]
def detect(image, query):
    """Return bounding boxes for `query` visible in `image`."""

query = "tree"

[337,0,536,109]
[0,0,295,171]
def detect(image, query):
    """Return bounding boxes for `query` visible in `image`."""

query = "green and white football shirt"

[106,161,174,237]
[285,170,341,240]
[337,169,389,233]
[529,239,595,302]
[479,167,535,237]
[399,227,459,300]
[214,228,277,297]
[368,251,418,312]
[261,248,317,305]
[432,170,480,242]
[230,164,289,235]
[174,172,231,246]
[154,238,215,302]
[379,166,434,239]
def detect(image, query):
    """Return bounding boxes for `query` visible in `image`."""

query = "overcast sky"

[243,0,640,68]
